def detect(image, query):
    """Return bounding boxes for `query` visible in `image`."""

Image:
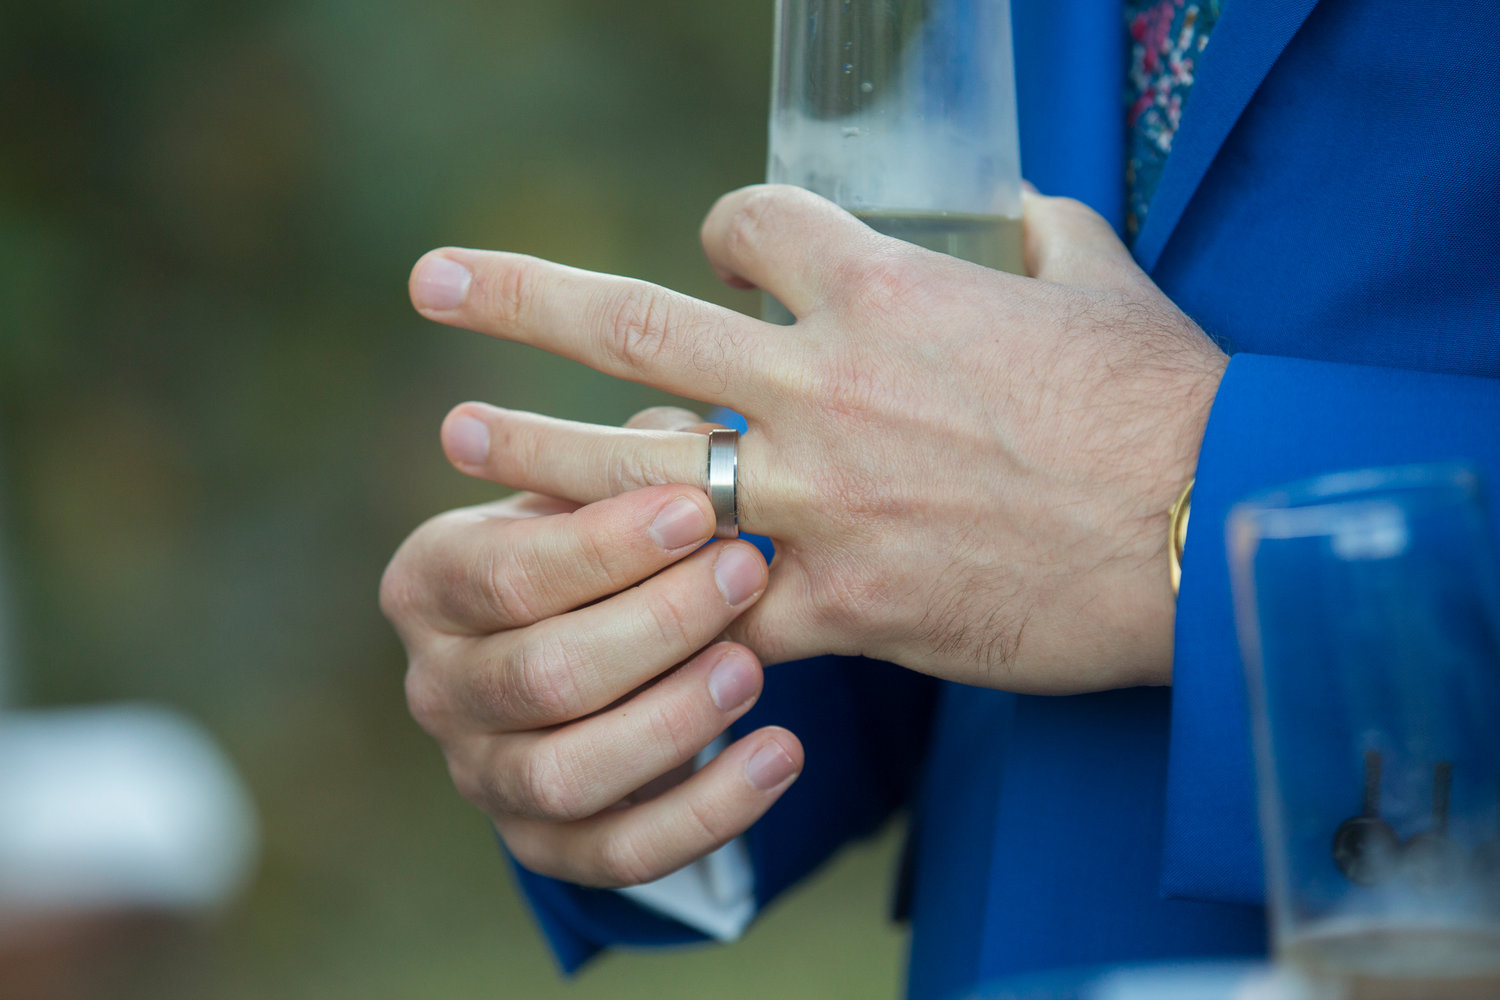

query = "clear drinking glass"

[765,0,1024,321]
[1228,465,1500,999]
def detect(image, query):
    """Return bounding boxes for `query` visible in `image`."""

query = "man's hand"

[407,186,1227,694]
[380,408,801,887]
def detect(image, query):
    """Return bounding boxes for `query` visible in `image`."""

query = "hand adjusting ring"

[707,429,739,539]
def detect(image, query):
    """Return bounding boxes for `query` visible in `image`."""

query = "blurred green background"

[0,1,906,996]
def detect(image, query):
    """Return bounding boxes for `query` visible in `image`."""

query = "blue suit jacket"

[514,2,1500,998]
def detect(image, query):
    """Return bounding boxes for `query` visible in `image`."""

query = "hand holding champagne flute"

[765,0,1025,327]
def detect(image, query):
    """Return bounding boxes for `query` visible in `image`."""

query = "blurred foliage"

[0,1,905,997]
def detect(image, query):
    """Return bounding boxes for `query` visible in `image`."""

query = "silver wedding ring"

[707,429,739,539]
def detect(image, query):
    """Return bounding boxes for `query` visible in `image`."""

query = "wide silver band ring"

[707,429,738,540]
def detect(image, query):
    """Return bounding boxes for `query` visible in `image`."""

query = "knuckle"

[593,829,658,888]
[645,692,703,764]
[847,254,924,317]
[378,557,418,624]
[580,435,681,498]
[605,451,677,496]
[380,515,452,625]
[682,795,731,849]
[599,285,673,371]
[723,187,783,263]
[476,543,544,627]
[489,257,536,328]
[516,741,589,821]
[500,825,560,880]
[645,588,700,654]
[568,524,623,591]
[403,663,452,737]
[447,756,491,815]
[435,551,485,626]
[505,632,584,724]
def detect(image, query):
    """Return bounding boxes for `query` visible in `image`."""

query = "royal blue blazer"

[513,2,1500,998]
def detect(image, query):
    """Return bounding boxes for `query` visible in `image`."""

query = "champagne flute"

[1229,464,1500,999]
[765,0,1024,322]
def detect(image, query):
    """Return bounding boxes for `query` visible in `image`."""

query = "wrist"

[1155,351,1225,683]
[1126,346,1224,687]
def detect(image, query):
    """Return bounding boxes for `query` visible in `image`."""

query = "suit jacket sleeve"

[512,653,940,971]
[1162,352,1500,905]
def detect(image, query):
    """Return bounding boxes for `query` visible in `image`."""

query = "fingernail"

[708,651,757,711]
[649,497,708,551]
[445,416,490,465]
[413,255,472,310]
[713,545,763,606]
[746,741,797,792]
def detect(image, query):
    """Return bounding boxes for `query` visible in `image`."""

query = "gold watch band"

[1168,479,1194,597]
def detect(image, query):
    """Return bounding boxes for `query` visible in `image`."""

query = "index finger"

[409,248,788,410]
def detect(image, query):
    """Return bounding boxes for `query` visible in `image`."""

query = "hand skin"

[380,406,803,888]
[406,186,1227,695]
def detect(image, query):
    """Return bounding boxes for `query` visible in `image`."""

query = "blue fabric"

[1166,359,1500,904]
[1011,0,1126,230]
[1150,0,1500,907]
[906,687,1264,1000]
[905,685,1014,1000]
[510,0,1500,995]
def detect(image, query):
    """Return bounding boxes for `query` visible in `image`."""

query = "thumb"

[1021,188,1146,291]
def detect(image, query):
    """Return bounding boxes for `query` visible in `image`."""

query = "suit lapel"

[1133,0,1323,272]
